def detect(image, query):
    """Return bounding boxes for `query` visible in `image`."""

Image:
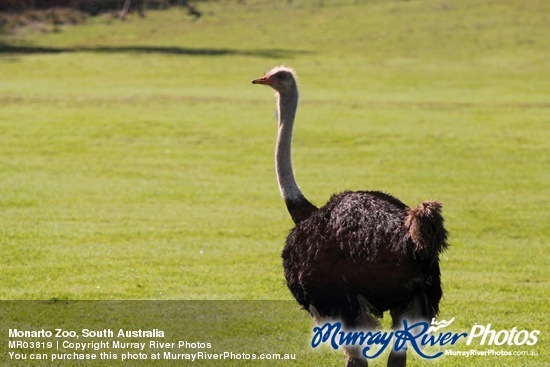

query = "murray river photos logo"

[311,318,540,360]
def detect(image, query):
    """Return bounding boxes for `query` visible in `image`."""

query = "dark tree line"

[0,0,200,17]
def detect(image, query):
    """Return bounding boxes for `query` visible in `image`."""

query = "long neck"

[276,87,317,224]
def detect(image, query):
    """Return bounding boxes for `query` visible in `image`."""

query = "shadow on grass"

[0,43,312,58]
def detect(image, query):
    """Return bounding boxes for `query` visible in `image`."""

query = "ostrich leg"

[388,306,408,367]
[388,295,433,367]
[345,296,379,367]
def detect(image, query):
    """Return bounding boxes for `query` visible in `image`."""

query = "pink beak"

[251,76,271,85]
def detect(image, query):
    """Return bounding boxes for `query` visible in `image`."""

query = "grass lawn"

[0,0,548,366]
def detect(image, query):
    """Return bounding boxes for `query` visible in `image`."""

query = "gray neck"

[275,86,304,202]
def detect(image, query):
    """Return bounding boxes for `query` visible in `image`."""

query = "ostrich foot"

[346,356,366,367]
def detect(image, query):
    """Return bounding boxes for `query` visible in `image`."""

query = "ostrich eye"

[276,73,287,80]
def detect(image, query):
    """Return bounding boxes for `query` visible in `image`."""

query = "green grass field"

[1,0,548,366]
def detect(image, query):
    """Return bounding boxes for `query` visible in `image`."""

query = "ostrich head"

[251,66,297,94]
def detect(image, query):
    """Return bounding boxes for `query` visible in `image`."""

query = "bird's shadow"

[0,43,313,59]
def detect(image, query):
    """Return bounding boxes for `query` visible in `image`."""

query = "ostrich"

[252,66,448,367]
